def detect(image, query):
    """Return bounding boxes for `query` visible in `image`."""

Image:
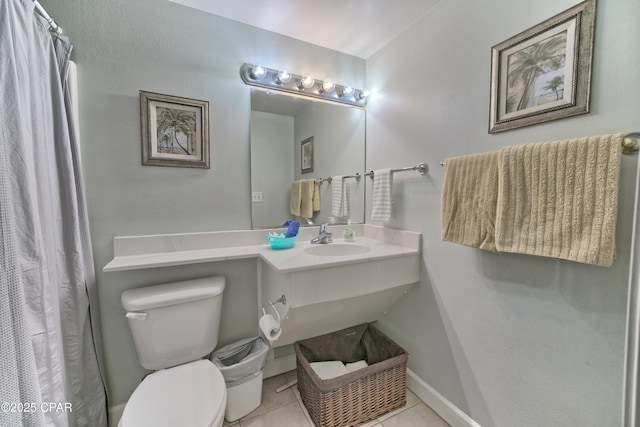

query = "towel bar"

[622,132,640,154]
[317,174,363,183]
[342,173,362,182]
[440,132,640,166]
[365,162,428,178]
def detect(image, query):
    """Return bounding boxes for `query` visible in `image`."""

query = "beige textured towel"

[312,179,321,212]
[441,152,500,251]
[290,180,302,216]
[291,179,321,218]
[495,134,622,266]
[300,179,316,218]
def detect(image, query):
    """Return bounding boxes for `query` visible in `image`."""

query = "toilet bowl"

[118,360,226,427]
[118,277,227,427]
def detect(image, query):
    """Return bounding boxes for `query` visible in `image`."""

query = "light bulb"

[321,79,335,93]
[357,89,370,100]
[250,65,266,80]
[338,86,354,97]
[299,75,315,89]
[276,70,291,84]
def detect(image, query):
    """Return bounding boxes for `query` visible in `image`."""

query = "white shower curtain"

[0,1,107,426]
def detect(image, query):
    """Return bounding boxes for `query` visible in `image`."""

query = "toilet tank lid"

[122,276,225,311]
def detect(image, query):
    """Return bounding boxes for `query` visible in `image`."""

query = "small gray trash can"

[211,337,269,422]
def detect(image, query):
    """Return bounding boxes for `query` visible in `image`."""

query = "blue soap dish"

[267,234,297,250]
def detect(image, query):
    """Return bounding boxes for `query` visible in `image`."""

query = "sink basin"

[261,227,422,346]
[303,243,371,257]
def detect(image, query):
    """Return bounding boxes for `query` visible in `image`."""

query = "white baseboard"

[263,352,296,378]
[110,362,477,427]
[260,356,482,427]
[407,369,481,427]
[260,356,481,427]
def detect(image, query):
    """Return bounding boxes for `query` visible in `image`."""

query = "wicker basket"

[294,323,408,427]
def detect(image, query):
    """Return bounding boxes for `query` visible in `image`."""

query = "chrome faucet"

[310,223,333,244]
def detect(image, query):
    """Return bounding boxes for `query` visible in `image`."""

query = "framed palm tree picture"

[301,136,314,173]
[488,0,596,133]
[140,91,210,168]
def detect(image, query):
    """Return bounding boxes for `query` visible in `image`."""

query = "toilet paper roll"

[259,314,282,342]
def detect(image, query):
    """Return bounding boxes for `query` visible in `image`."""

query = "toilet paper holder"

[263,295,286,334]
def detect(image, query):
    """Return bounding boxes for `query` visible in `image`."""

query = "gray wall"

[293,103,366,224]
[40,0,364,408]
[250,111,294,228]
[367,0,640,426]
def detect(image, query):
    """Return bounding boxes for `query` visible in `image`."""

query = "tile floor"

[223,371,450,427]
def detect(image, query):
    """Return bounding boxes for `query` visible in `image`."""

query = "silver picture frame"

[488,0,596,133]
[140,90,210,168]
[301,136,314,174]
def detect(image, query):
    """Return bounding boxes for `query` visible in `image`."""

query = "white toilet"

[118,276,227,427]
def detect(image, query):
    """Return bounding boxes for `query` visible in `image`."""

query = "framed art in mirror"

[140,90,210,168]
[301,136,314,173]
[488,0,595,133]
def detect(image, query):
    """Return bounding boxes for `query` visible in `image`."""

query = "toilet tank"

[121,276,225,371]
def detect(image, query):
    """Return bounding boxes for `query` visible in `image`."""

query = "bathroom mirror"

[250,89,366,229]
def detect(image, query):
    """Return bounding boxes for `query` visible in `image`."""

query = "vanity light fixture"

[249,65,267,80]
[357,89,370,100]
[338,86,354,97]
[240,63,367,108]
[321,79,335,93]
[276,70,291,84]
[299,75,315,90]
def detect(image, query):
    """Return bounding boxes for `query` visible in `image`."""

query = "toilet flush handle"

[125,312,148,321]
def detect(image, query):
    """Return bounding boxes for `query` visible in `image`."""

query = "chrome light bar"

[240,63,368,108]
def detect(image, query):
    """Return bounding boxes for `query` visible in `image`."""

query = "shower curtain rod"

[33,0,62,34]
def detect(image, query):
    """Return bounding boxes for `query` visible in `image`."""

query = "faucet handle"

[319,223,328,233]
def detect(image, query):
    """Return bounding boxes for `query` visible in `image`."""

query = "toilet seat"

[119,360,226,427]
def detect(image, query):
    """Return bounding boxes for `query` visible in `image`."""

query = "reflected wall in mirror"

[250,89,365,229]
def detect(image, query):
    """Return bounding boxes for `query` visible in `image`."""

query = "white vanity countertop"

[103,224,421,273]
[260,237,419,272]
